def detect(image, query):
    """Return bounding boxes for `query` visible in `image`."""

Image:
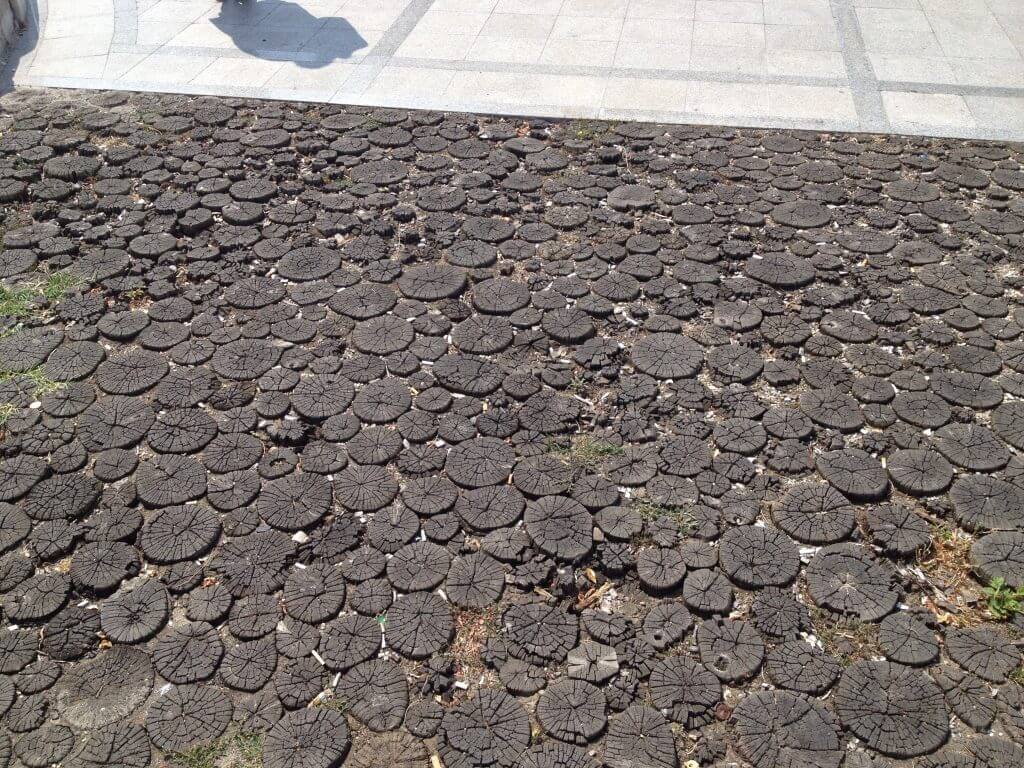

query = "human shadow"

[0,0,39,93]
[212,0,367,69]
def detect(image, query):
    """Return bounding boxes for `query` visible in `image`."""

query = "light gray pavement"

[6,0,1024,140]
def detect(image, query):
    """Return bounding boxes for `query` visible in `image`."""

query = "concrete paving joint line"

[829,0,888,132]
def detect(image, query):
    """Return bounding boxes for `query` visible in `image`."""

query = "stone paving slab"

[3,0,1024,140]
[1,85,1024,768]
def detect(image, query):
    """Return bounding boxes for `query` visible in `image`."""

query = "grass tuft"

[0,367,64,398]
[0,284,39,318]
[313,694,349,714]
[165,729,263,768]
[548,435,624,470]
[167,742,222,768]
[811,609,880,666]
[631,496,694,534]
[0,403,17,427]
[982,577,1024,621]
[41,271,80,302]
[567,372,588,394]
[0,270,80,321]
[568,119,604,140]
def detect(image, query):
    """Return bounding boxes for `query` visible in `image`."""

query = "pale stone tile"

[396,31,475,60]
[550,15,624,41]
[621,17,693,45]
[966,95,1024,129]
[136,20,192,47]
[190,56,285,88]
[492,0,560,13]
[194,0,278,24]
[690,44,765,75]
[693,21,766,48]
[362,65,457,101]
[629,0,698,20]
[479,12,557,39]
[261,2,346,27]
[603,76,690,110]
[340,3,411,30]
[35,33,111,60]
[39,13,111,39]
[416,11,491,37]
[768,84,857,120]
[467,35,546,64]
[104,52,150,80]
[686,81,769,116]
[765,49,846,78]
[856,7,932,28]
[851,0,921,7]
[520,73,608,107]
[951,58,1024,88]
[123,52,218,83]
[928,13,1021,59]
[542,38,618,66]
[614,42,692,70]
[29,54,109,79]
[869,53,957,84]
[985,0,1024,12]
[882,91,976,128]
[763,0,834,27]
[166,22,239,49]
[261,86,338,102]
[1000,21,1024,60]
[766,24,840,51]
[561,0,630,18]
[48,0,113,18]
[338,0,412,13]
[266,60,359,92]
[921,0,989,13]
[445,70,605,110]
[694,1,761,22]
[444,69,535,102]
[859,25,943,56]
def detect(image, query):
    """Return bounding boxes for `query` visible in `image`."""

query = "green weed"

[568,120,603,140]
[166,741,223,768]
[933,523,957,544]
[0,284,38,318]
[313,694,349,714]
[631,497,694,534]
[41,271,80,302]
[549,435,624,470]
[165,729,263,768]
[810,609,879,666]
[567,372,588,394]
[0,367,64,398]
[0,403,17,427]
[0,270,79,320]
[982,577,1024,621]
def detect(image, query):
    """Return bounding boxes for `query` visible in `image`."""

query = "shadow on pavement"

[212,0,367,69]
[0,0,39,93]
